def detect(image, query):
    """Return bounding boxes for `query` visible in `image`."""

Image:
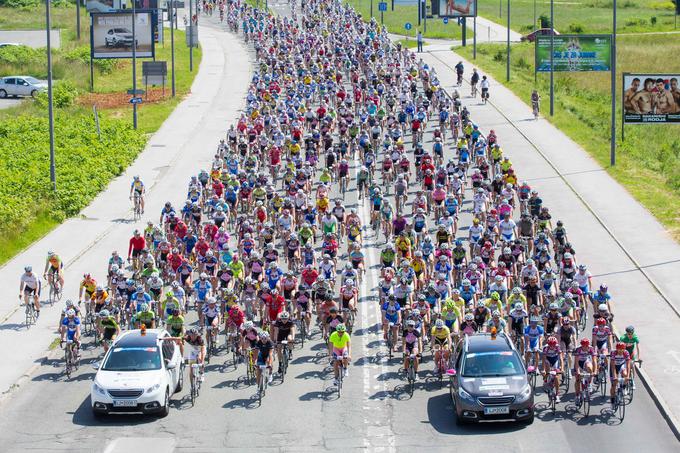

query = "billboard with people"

[623,74,680,123]
[432,0,476,17]
[535,35,612,72]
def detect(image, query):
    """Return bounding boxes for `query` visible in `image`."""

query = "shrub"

[0,44,44,67]
[35,80,78,108]
[64,46,116,73]
[493,49,506,62]
[539,14,551,28]
[568,23,585,33]
[515,56,531,70]
[651,16,657,25]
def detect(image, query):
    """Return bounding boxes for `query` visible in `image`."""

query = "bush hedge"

[0,114,147,235]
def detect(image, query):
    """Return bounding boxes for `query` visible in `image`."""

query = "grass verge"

[455,34,680,241]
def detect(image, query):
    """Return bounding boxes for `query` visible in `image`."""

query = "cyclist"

[531,90,540,119]
[272,311,296,374]
[60,308,81,356]
[403,319,421,381]
[134,302,156,329]
[542,336,564,403]
[98,309,120,353]
[328,323,351,386]
[573,338,597,399]
[609,342,631,408]
[43,250,64,294]
[480,76,490,102]
[19,265,41,316]
[620,325,640,389]
[130,175,145,214]
[430,319,452,373]
[165,308,185,337]
[255,330,275,385]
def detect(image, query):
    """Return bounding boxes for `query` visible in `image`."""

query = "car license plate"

[484,406,509,415]
[113,400,137,407]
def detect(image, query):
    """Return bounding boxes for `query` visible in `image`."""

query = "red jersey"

[128,236,146,257]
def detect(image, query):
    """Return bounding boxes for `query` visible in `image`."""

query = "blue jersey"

[382,302,401,322]
[133,292,152,311]
[193,280,212,301]
[62,316,81,340]
[524,325,544,347]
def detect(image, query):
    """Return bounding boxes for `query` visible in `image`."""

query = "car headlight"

[146,383,161,393]
[93,382,106,395]
[516,383,533,403]
[458,387,475,403]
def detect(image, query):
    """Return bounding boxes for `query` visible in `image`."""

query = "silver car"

[105,28,138,48]
[0,76,47,98]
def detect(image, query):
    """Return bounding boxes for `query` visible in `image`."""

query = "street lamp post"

[549,0,554,116]
[610,0,617,165]
[189,0,193,71]
[506,0,510,81]
[132,1,138,129]
[46,0,56,191]
[170,0,176,96]
[76,0,81,40]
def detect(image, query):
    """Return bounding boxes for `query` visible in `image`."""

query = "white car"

[104,28,137,48]
[0,76,47,98]
[91,329,183,417]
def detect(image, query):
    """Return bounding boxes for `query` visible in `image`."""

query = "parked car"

[0,76,47,98]
[104,28,138,48]
[521,28,560,42]
[448,332,534,424]
[0,42,21,48]
[91,329,183,417]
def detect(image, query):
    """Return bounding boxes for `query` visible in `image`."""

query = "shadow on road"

[71,396,158,426]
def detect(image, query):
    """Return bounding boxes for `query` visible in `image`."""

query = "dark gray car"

[449,333,534,424]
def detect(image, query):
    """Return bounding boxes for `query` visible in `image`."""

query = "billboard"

[87,0,156,11]
[535,35,612,72]
[431,0,476,17]
[623,74,680,123]
[91,11,154,59]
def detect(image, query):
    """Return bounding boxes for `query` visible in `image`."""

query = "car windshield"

[23,77,40,84]
[101,346,161,371]
[115,28,131,33]
[461,351,524,377]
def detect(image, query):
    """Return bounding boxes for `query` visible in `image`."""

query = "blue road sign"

[443,17,449,24]
[378,1,387,11]
[129,97,144,104]
[404,22,412,30]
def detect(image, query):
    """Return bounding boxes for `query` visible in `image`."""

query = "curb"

[635,363,680,441]
[0,344,61,408]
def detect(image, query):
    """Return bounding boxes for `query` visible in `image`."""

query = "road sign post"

[379,1,386,25]
[404,21,412,40]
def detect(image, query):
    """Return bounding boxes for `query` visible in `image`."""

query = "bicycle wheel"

[64,348,72,379]
[599,371,607,396]
[625,378,635,404]
[408,365,415,397]
[618,392,626,421]
[25,305,33,328]
[550,391,556,414]
[583,394,591,417]
[190,376,196,406]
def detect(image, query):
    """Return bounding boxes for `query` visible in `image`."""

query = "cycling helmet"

[279,311,290,320]
[547,336,558,347]
[616,342,626,351]
[140,303,149,312]
[512,287,521,295]
[514,302,523,310]
[625,325,635,334]
[561,317,571,325]
[65,299,74,308]
[598,304,608,312]
[491,292,500,301]
[492,310,501,318]
[96,285,104,292]
[66,309,76,317]
[580,338,590,348]
[335,323,347,332]
[259,330,270,339]
[406,320,416,327]
[549,303,558,310]
[434,319,445,329]
[188,327,199,335]
[462,279,471,286]
[464,313,473,322]
[99,309,110,317]
[24,265,32,272]
[200,272,208,279]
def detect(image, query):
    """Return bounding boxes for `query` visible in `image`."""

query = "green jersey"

[166,315,184,334]
[619,333,639,356]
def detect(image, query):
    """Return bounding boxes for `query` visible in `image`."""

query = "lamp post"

[170,0,176,96]
[46,0,56,191]
[549,0,554,116]
[76,0,81,40]
[132,0,138,129]
[506,0,510,81]
[610,0,617,165]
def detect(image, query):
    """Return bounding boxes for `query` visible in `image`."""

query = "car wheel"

[521,413,535,425]
[158,389,170,418]
[30,90,38,98]
[454,410,468,426]
[0,89,6,98]
[92,409,107,419]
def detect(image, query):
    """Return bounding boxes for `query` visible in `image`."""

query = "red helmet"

[580,338,590,347]
[616,342,626,350]
[596,318,607,327]
[547,336,558,347]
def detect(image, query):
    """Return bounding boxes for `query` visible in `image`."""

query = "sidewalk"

[467,16,522,43]
[418,44,680,437]
[0,23,252,399]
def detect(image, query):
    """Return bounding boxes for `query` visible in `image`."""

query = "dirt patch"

[77,87,177,109]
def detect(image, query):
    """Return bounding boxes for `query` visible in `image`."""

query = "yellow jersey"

[431,325,451,341]
[329,331,350,349]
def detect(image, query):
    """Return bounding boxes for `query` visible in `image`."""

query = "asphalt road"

[0,8,677,453]
[0,97,24,110]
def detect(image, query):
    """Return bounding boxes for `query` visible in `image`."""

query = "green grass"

[346,0,467,39]
[478,0,680,34]
[397,38,429,48]
[0,5,201,265]
[0,212,59,264]
[456,34,680,240]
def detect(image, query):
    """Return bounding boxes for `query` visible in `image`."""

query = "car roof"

[114,329,167,348]
[465,333,514,353]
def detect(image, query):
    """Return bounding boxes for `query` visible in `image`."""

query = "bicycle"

[205,326,217,363]
[625,360,642,404]
[132,192,142,221]
[257,364,270,403]
[297,311,308,347]
[405,352,417,396]
[574,372,592,417]
[334,353,346,396]
[24,299,37,328]
[278,340,292,382]
[46,276,61,306]
[342,308,355,335]
[543,369,560,413]
[611,370,627,421]
[189,362,202,406]
[386,321,396,360]
[62,339,79,379]
[226,331,241,368]
[246,348,257,386]
[595,353,608,395]
[532,101,540,120]
[432,344,450,388]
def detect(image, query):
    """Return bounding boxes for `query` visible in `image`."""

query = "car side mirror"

[445,369,457,377]
[92,362,100,370]
[166,361,176,370]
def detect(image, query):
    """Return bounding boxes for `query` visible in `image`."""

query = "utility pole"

[170,0,176,96]
[46,0,56,191]
[189,0,193,71]
[506,0,510,81]
[76,0,81,40]
[611,0,617,165]
[549,0,554,116]
[132,1,138,129]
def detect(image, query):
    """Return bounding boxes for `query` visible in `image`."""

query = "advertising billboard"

[91,11,154,59]
[623,74,680,124]
[431,0,476,17]
[535,35,612,72]
[87,0,156,11]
